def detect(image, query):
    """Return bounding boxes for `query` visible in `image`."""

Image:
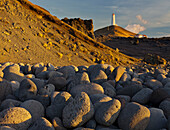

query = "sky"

[29,0,170,38]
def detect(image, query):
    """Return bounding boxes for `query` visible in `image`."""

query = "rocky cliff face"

[62,18,95,39]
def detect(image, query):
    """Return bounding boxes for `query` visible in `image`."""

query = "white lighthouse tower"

[112,13,116,26]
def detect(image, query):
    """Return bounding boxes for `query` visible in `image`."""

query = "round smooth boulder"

[145,108,167,130]
[28,117,54,130]
[131,88,153,104]
[95,99,121,126]
[118,102,150,130]
[18,79,37,101]
[109,66,125,82]
[20,100,44,122]
[159,98,170,118]
[0,107,32,130]
[145,79,163,90]
[62,92,94,128]
[0,81,12,101]
[0,126,16,130]
[89,70,107,84]
[70,83,104,97]
[52,117,66,130]
[0,99,22,110]
[48,76,67,90]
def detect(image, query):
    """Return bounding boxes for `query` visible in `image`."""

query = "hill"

[95,25,137,40]
[0,0,140,67]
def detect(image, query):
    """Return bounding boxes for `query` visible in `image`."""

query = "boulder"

[62,92,94,128]
[89,70,107,84]
[52,117,66,130]
[70,83,104,97]
[85,119,96,129]
[109,66,125,82]
[118,102,150,130]
[28,117,54,130]
[95,99,121,126]
[3,64,25,82]
[0,99,22,110]
[18,79,37,101]
[67,72,90,91]
[164,82,170,88]
[145,79,163,90]
[145,108,167,130]
[159,98,170,118]
[117,81,143,97]
[0,107,32,130]
[150,88,170,106]
[46,92,73,120]
[48,76,67,90]
[102,82,116,98]
[57,66,75,79]
[20,100,44,122]
[116,95,131,109]
[0,126,16,130]
[131,88,153,104]
[0,81,12,101]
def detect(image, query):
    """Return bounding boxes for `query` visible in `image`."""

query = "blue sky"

[29,0,170,38]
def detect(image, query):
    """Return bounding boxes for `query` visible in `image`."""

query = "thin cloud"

[136,15,148,24]
[125,24,146,34]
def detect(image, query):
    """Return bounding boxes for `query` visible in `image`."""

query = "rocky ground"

[0,62,169,130]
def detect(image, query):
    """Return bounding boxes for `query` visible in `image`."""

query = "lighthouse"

[112,13,116,26]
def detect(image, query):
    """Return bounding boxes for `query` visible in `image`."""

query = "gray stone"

[145,79,163,90]
[67,72,90,91]
[36,71,48,79]
[90,70,107,84]
[47,71,63,79]
[159,98,170,118]
[150,88,170,106]
[57,66,75,79]
[88,64,108,76]
[157,74,166,82]
[85,119,96,129]
[62,92,94,128]
[116,95,131,109]
[34,94,50,108]
[77,66,88,73]
[0,126,16,130]
[0,107,32,130]
[24,64,32,74]
[35,66,47,75]
[20,100,44,122]
[118,102,150,130]
[146,108,167,130]
[154,68,166,77]
[109,66,125,82]
[10,81,20,94]
[52,117,66,130]
[120,72,131,82]
[30,78,46,91]
[48,76,67,90]
[46,92,73,120]
[105,65,114,76]
[95,99,121,126]
[3,64,25,82]
[96,125,119,130]
[117,81,143,97]
[162,78,170,85]
[102,82,116,98]
[38,84,55,96]
[28,117,54,130]
[70,83,104,97]
[164,82,170,88]
[18,79,37,101]
[74,128,94,130]
[0,99,22,110]
[0,81,12,101]
[50,91,60,103]
[168,117,170,130]
[47,63,55,71]
[31,62,44,74]
[131,88,153,104]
